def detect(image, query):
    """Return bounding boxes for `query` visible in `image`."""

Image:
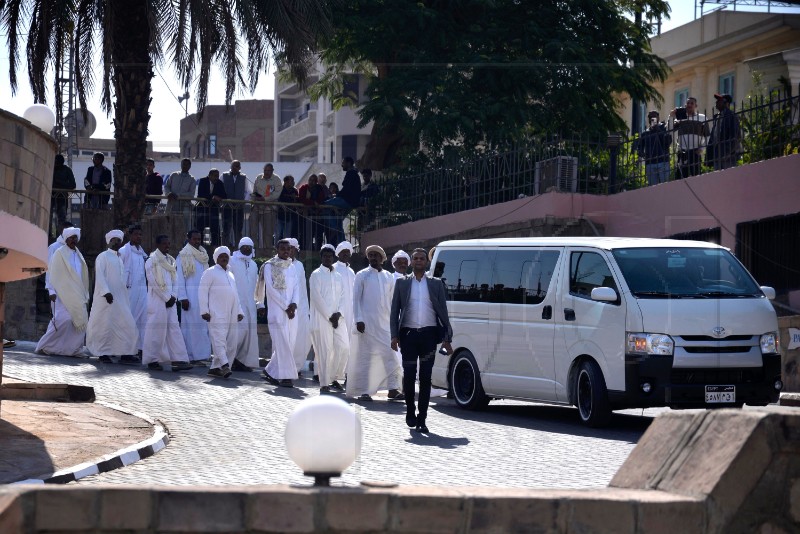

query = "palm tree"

[1,0,334,228]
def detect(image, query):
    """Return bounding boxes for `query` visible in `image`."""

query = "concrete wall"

[1,407,799,533]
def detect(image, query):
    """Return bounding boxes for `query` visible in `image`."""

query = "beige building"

[274,63,374,165]
[619,10,800,131]
[179,100,275,162]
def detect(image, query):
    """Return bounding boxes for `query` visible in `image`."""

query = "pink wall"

[363,154,800,251]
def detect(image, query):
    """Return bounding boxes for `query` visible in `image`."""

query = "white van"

[430,237,782,426]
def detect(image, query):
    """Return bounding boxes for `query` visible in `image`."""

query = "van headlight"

[627,333,674,356]
[760,332,778,354]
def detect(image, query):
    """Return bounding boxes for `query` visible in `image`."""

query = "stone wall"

[780,315,800,392]
[1,407,799,533]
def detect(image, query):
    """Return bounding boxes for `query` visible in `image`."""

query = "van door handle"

[542,305,552,320]
[564,308,576,321]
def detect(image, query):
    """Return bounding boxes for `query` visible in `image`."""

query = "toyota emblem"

[711,326,726,338]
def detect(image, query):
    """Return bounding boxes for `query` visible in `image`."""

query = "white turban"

[105,229,124,244]
[288,237,300,250]
[391,250,410,264]
[213,246,231,263]
[335,241,353,255]
[62,227,81,241]
[365,245,387,262]
[320,244,336,254]
[238,237,254,248]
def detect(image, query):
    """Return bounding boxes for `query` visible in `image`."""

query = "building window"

[638,102,648,133]
[341,135,357,161]
[208,135,217,157]
[719,73,734,100]
[674,88,689,108]
[342,75,359,104]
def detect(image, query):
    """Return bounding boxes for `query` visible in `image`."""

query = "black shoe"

[313,374,320,383]
[330,380,344,392]
[119,355,140,365]
[221,364,233,378]
[231,360,252,372]
[357,394,373,402]
[320,386,331,394]
[262,370,280,386]
[387,389,405,401]
[207,367,227,379]
[416,422,429,433]
[171,361,194,371]
[279,379,294,388]
[406,411,418,428]
[147,362,164,371]
[297,371,303,379]
[98,355,113,363]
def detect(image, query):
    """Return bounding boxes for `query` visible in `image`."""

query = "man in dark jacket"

[84,152,112,209]
[637,111,672,186]
[52,154,76,229]
[323,157,362,244]
[144,158,164,214]
[706,93,740,171]
[196,169,227,247]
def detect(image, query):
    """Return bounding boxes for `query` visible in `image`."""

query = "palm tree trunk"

[110,0,153,229]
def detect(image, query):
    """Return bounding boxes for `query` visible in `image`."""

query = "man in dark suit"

[83,152,112,209]
[196,169,227,247]
[222,160,248,245]
[390,248,453,434]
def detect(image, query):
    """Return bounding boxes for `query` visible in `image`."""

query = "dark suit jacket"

[83,165,112,203]
[197,177,227,204]
[390,274,453,343]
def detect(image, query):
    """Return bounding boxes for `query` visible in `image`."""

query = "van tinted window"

[437,249,493,302]
[569,251,618,299]
[491,249,560,304]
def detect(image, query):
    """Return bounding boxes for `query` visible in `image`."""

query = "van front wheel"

[575,361,611,427]
[450,352,489,410]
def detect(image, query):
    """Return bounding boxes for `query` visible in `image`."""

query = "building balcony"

[276,110,318,153]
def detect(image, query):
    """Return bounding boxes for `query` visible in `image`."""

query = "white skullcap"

[62,227,81,241]
[392,250,410,264]
[320,244,336,253]
[365,245,387,262]
[105,229,124,244]
[288,237,300,250]
[335,241,353,255]
[213,246,231,263]
[238,237,254,248]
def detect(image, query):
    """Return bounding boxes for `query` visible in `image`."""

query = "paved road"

[2,344,664,488]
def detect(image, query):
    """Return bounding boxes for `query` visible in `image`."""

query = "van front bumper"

[610,353,782,409]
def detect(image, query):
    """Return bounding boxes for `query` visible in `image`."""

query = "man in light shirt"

[250,163,282,248]
[164,158,197,231]
[390,248,453,434]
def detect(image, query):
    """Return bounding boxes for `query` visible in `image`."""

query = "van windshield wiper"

[633,291,688,298]
[696,291,752,298]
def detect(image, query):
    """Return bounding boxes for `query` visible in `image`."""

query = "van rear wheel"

[450,351,489,410]
[575,360,611,427]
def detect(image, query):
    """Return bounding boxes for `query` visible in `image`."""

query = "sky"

[0,0,793,153]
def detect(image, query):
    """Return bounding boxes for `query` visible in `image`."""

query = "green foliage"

[739,73,800,164]
[309,0,671,169]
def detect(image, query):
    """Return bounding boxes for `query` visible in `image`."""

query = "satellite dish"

[65,108,97,138]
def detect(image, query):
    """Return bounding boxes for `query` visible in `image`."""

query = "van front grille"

[671,367,764,385]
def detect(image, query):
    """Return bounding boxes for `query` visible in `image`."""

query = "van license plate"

[705,385,735,403]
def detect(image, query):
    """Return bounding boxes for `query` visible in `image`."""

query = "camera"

[0,248,8,260]
[649,117,658,127]
[675,106,688,121]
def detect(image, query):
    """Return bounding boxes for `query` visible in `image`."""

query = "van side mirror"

[591,287,618,302]
[760,286,776,300]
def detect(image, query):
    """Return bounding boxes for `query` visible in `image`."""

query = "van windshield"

[612,247,763,299]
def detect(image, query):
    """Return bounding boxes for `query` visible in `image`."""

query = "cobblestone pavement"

[3,344,666,489]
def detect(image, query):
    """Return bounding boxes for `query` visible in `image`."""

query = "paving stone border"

[11,401,169,485]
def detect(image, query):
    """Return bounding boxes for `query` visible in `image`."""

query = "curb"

[11,401,169,485]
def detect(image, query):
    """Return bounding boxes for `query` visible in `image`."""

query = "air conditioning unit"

[534,156,578,194]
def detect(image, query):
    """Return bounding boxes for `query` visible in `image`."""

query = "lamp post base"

[304,472,340,487]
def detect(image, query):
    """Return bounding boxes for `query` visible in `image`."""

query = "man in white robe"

[119,224,148,356]
[257,239,300,387]
[142,235,193,371]
[86,230,139,363]
[391,250,410,280]
[310,245,349,393]
[288,238,312,375]
[35,227,89,356]
[177,229,212,362]
[330,241,356,382]
[199,246,244,379]
[346,245,404,401]
[44,221,73,296]
[228,237,259,371]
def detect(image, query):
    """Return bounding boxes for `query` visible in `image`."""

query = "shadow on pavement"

[0,417,52,484]
[430,401,654,443]
[405,431,470,449]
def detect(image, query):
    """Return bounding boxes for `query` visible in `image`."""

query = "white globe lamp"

[285,395,362,486]
[23,104,56,134]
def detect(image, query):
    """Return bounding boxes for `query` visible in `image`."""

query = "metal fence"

[368,85,800,230]
[49,190,366,254]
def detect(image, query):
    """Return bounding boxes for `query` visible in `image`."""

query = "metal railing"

[367,85,799,230]
[49,190,367,254]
